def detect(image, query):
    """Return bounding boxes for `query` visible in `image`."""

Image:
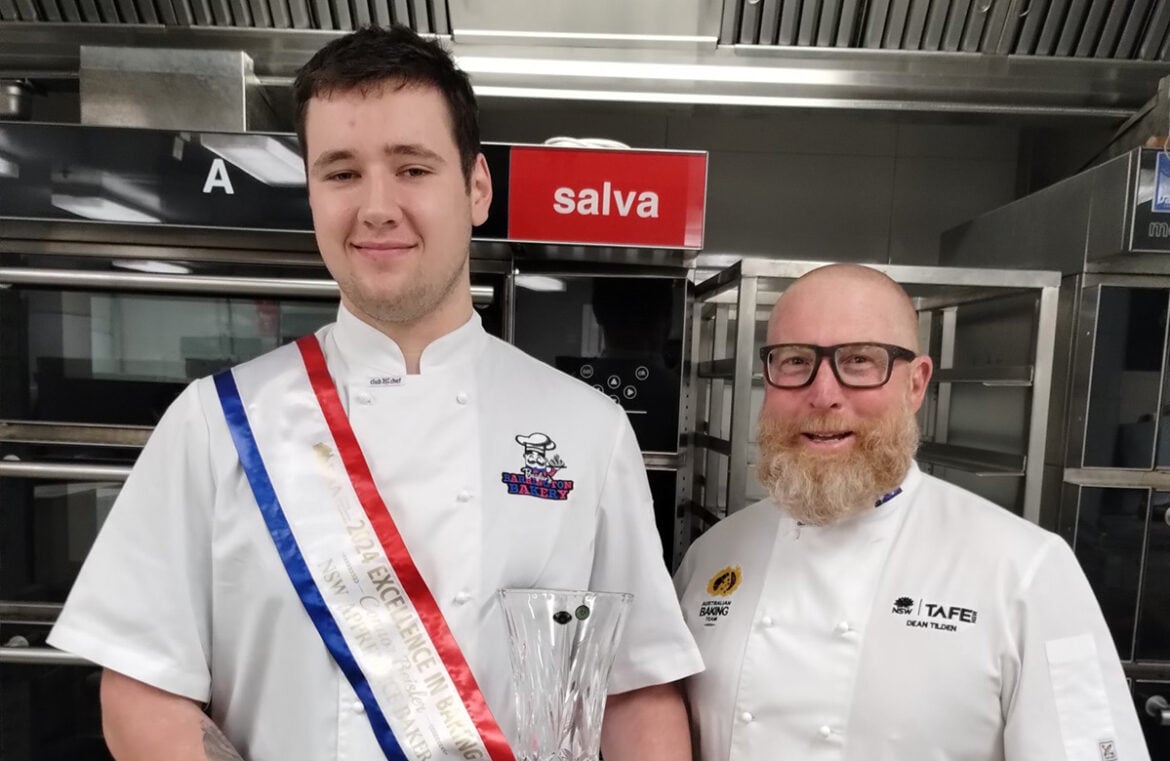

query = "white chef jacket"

[675,463,1149,761]
[49,305,703,761]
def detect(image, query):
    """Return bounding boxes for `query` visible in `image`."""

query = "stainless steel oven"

[0,120,705,758]
[0,231,508,760]
[942,148,1170,751]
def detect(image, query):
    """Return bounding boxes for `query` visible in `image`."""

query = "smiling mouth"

[353,242,414,251]
[802,432,852,442]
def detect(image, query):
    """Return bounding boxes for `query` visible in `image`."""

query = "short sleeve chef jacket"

[675,463,1149,761]
[49,306,703,761]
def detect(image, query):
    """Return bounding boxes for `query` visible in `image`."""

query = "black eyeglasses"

[759,342,918,389]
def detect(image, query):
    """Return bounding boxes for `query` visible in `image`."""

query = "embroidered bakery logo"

[892,594,979,633]
[1098,739,1118,761]
[500,432,575,501]
[697,566,742,626]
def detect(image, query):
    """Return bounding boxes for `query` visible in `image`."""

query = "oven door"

[0,244,505,759]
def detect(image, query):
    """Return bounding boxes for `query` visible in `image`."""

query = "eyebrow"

[309,144,446,173]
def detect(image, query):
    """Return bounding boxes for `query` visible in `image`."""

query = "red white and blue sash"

[213,335,514,761]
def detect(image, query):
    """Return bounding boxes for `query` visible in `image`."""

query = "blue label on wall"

[1155,152,1170,213]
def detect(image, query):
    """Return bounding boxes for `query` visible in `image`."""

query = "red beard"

[756,405,919,526]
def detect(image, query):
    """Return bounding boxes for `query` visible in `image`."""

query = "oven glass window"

[1073,486,1148,660]
[1083,287,1169,469]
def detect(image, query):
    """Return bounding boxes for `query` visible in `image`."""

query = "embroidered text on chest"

[891,595,979,633]
[500,432,576,501]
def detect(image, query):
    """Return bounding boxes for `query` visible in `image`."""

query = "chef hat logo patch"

[500,432,574,501]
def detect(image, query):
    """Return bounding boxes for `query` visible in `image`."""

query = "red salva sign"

[507,146,707,250]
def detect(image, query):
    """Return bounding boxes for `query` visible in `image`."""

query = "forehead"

[303,83,457,155]
[768,276,909,346]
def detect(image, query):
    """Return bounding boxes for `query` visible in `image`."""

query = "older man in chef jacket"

[675,263,1150,761]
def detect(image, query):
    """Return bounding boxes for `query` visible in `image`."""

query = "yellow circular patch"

[706,566,742,597]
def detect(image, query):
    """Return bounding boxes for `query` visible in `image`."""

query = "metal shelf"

[932,365,1034,386]
[0,460,132,481]
[0,420,151,447]
[684,257,1058,527]
[0,646,90,666]
[917,442,1026,477]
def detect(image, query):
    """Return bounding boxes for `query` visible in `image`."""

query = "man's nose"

[358,171,403,227]
[805,356,844,409]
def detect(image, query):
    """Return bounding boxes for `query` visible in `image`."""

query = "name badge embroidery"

[500,432,575,501]
[892,595,980,633]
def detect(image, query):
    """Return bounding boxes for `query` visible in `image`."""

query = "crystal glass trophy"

[498,589,633,761]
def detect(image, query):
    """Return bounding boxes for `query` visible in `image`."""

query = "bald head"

[768,264,921,352]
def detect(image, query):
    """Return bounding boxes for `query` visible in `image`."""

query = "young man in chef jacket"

[675,263,1150,761]
[48,25,702,761]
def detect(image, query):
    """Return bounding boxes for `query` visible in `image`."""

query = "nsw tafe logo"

[894,595,979,633]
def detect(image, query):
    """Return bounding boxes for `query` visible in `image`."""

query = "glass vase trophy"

[498,589,633,761]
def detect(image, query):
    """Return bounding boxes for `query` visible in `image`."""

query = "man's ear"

[470,153,492,227]
[908,354,933,413]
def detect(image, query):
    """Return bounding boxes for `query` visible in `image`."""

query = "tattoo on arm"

[201,717,245,761]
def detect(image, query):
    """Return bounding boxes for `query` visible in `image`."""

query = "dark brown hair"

[293,25,480,182]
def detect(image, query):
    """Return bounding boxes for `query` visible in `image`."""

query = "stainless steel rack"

[680,257,1060,539]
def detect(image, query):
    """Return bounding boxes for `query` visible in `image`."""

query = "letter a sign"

[203,158,235,195]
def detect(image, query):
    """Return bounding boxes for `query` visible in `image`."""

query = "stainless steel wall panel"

[778,0,800,43]
[266,0,290,26]
[391,0,408,24]
[1094,0,1138,56]
[883,0,912,46]
[1,0,20,17]
[288,0,308,26]
[817,0,844,45]
[1055,0,1091,55]
[863,0,891,47]
[1115,0,1153,58]
[960,0,990,51]
[835,0,863,43]
[429,0,448,33]
[798,0,824,45]
[227,0,251,25]
[409,0,428,32]
[942,0,973,50]
[902,0,931,47]
[1075,0,1113,55]
[1139,0,1170,59]
[923,0,950,47]
[1015,0,1050,52]
[721,0,743,43]
[80,47,251,130]
[133,0,157,22]
[740,0,763,42]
